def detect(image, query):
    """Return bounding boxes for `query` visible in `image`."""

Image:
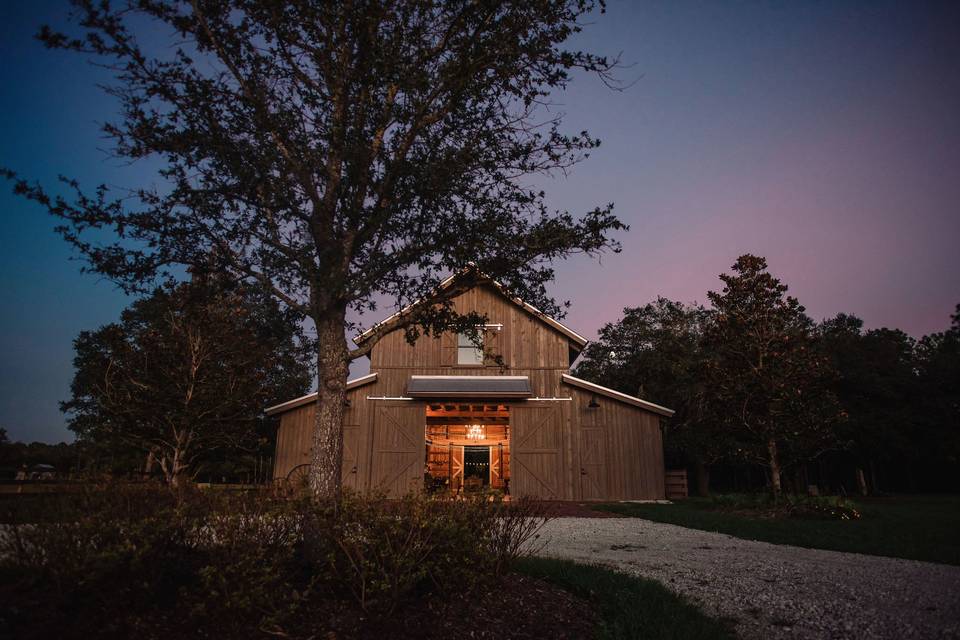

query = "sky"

[1,1,958,443]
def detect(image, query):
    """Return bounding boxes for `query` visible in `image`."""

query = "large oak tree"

[6,0,626,497]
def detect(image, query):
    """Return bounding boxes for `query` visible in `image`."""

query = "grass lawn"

[516,557,736,640]
[595,494,960,565]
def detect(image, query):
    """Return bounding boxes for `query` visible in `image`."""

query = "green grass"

[596,494,960,565]
[515,557,736,640]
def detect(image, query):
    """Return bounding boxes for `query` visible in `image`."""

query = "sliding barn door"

[370,403,424,497]
[510,404,564,498]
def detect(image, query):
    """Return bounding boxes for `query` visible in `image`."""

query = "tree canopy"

[576,255,959,496]
[62,274,312,486]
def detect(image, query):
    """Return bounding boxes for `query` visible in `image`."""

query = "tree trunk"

[309,309,351,500]
[767,438,782,496]
[855,467,869,496]
[869,459,880,495]
[163,448,190,489]
[144,449,157,478]
[695,460,711,497]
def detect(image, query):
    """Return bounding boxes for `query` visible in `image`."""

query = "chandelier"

[466,424,485,440]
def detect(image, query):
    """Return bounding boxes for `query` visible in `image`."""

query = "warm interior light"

[466,424,485,440]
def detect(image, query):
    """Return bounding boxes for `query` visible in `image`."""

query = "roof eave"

[561,374,675,417]
[265,373,378,416]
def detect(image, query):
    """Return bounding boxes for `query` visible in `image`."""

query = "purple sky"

[2,1,958,443]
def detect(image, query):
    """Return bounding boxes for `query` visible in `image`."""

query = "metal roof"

[264,373,378,415]
[561,374,675,417]
[406,375,533,398]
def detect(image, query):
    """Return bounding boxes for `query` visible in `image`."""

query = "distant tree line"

[575,254,960,496]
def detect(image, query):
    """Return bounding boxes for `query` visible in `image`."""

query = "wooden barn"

[267,270,674,500]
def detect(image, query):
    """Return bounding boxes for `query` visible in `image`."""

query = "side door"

[578,425,607,500]
[510,403,563,498]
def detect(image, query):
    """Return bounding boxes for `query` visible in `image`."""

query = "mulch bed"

[316,573,598,639]
[542,501,623,518]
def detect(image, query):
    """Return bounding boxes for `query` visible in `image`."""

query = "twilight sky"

[1,1,958,443]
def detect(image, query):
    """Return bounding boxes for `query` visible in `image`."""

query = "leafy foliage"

[0,484,552,639]
[706,492,861,521]
[575,254,959,495]
[575,256,844,495]
[702,255,843,493]
[60,274,311,485]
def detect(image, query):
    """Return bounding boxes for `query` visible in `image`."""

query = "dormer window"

[457,331,484,365]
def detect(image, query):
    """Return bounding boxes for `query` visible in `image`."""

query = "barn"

[267,269,674,500]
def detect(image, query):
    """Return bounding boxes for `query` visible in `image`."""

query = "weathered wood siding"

[370,284,572,374]
[566,384,666,500]
[273,381,376,483]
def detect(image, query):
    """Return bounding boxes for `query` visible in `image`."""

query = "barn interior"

[424,403,511,495]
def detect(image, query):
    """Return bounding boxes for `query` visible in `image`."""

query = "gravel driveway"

[535,517,960,639]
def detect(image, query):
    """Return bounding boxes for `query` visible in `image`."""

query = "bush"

[0,484,552,638]
[708,492,861,520]
[303,492,551,615]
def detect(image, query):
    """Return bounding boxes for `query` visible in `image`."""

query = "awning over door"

[406,375,532,398]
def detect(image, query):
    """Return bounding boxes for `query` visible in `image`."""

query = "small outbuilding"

[267,270,674,500]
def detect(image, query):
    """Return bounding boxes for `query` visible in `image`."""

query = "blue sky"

[2,1,958,443]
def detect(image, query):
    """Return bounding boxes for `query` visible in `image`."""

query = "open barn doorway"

[424,403,510,496]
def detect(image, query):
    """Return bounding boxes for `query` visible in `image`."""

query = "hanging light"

[466,424,485,440]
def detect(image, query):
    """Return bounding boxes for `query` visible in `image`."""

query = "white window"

[457,332,484,365]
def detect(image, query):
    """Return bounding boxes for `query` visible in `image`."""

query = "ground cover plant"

[596,494,960,565]
[0,483,563,639]
[516,557,735,640]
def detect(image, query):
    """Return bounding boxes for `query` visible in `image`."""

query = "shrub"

[486,496,552,575]
[0,484,553,638]
[707,492,861,520]
[305,491,550,615]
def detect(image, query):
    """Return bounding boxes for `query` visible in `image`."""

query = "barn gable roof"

[352,264,589,353]
[561,374,675,417]
[265,373,378,416]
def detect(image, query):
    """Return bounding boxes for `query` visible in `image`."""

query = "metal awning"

[406,375,532,398]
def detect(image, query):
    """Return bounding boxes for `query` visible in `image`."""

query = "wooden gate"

[511,404,563,498]
[450,445,464,492]
[370,403,424,496]
[579,427,607,500]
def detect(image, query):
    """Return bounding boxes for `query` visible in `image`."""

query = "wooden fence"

[665,469,688,499]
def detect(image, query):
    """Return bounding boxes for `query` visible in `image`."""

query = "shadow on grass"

[515,557,736,640]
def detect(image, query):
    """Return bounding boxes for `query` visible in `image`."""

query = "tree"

[61,274,312,487]
[703,255,842,496]
[817,314,919,494]
[915,304,960,489]
[574,298,727,494]
[5,0,626,498]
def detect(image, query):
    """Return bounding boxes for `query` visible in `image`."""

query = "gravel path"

[535,517,960,639]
